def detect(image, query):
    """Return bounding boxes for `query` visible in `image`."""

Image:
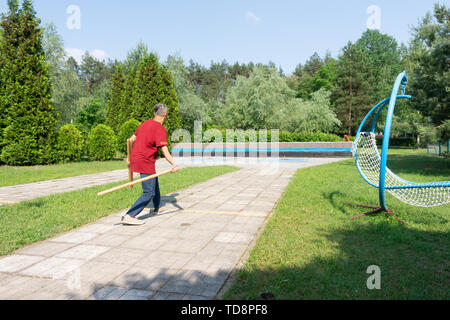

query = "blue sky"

[0,0,443,74]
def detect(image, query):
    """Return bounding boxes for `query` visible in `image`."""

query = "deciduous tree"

[408,3,449,125]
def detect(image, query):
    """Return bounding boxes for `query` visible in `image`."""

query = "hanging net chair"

[348,71,449,224]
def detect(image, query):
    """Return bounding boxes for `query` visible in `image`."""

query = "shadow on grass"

[321,189,448,226]
[223,222,449,300]
[387,154,450,178]
[321,191,346,212]
[23,199,44,208]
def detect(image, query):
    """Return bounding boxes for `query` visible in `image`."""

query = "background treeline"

[0,1,448,165]
[107,3,449,144]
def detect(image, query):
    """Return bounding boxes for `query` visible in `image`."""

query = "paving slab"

[19,257,85,279]
[95,247,149,265]
[54,245,111,260]
[0,255,45,273]
[50,232,98,244]
[15,242,77,257]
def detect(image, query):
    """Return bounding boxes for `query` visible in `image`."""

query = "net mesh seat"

[354,132,449,208]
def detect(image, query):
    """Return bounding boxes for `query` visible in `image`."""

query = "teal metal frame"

[379,71,409,210]
[347,71,411,224]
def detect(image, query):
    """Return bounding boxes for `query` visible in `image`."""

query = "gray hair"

[154,103,168,116]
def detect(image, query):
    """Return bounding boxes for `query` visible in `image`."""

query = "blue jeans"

[126,174,160,218]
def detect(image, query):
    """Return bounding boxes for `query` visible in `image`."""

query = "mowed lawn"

[224,149,449,300]
[0,165,238,256]
[0,160,128,187]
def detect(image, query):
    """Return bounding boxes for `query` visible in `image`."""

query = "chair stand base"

[344,203,407,225]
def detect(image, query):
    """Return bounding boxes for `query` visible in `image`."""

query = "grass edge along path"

[223,153,449,300]
[0,165,238,256]
[0,160,129,188]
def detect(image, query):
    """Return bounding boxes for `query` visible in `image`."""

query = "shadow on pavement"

[67,266,233,300]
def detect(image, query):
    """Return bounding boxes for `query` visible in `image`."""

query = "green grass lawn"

[0,159,129,187]
[223,149,449,300]
[0,165,238,256]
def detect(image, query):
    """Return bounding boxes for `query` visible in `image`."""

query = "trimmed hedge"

[117,119,140,155]
[278,131,344,142]
[190,128,346,143]
[87,124,117,161]
[56,124,84,163]
[376,137,417,147]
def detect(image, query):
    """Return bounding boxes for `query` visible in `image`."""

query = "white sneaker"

[121,215,145,226]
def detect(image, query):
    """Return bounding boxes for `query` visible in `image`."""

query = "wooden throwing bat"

[97,169,173,197]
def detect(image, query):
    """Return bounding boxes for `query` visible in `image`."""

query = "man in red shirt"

[121,103,179,225]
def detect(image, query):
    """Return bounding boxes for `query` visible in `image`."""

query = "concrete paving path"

[0,157,346,300]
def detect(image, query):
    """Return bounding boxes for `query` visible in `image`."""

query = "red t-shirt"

[130,120,168,174]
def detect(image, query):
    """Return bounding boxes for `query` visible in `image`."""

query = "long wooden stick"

[97,169,173,197]
[127,139,134,189]
[0,200,19,205]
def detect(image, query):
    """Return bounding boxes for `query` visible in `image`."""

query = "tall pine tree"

[159,64,181,135]
[0,0,58,165]
[355,30,402,103]
[132,54,180,141]
[332,42,370,135]
[119,73,135,124]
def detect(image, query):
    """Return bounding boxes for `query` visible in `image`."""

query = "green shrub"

[437,120,450,142]
[39,142,63,165]
[75,98,107,134]
[87,124,117,161]
[0,125,61,165]
[0,132,41,166]
[117,119,140,155]
[56,124,84,163]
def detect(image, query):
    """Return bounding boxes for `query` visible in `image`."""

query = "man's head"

[154,103,168,123]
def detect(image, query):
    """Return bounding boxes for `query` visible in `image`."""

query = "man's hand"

[161,146,179,173]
